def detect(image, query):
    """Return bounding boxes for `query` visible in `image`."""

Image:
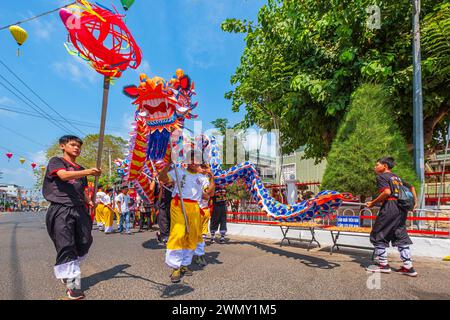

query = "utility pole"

[105,148,113,183]
[412,0,425,211]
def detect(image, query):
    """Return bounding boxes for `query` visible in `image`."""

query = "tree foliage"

[321,84,418,196]
[222,0,449,162]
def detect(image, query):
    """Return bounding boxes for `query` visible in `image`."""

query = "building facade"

[280,147,327,184]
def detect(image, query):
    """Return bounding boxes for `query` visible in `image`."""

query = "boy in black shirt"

[156,181,173,245]
[43,135,101,299]
[210,185,228,244]
[366,157,418,277]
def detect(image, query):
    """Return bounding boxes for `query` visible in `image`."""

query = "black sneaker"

[199,255,207,266]
[366,263,391,273]
[219,237,226,244]
[396,266,418,277]
[210,237,215,244]
[156,232,162,243]
[66,289,85,300]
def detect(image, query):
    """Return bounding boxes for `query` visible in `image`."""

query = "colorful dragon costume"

[117,71,351,221]
[118,69,196,202]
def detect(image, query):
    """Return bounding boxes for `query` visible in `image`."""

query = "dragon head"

[123,69,197,133]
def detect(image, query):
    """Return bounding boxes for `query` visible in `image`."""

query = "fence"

[425,171,450,205]
[227,201,450,238]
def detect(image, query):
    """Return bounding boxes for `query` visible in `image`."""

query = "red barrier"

[407,229,450,236]
[227,211,450,237]
[227,219,280,225]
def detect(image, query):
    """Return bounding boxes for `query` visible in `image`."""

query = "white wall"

[227,223,450,258]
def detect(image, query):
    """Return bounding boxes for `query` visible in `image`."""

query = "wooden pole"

[93,76,111,204]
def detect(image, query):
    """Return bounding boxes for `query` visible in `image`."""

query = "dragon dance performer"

[210,185,228,244]
[95,185,106,231]
[42,135,101,300]
[102,188,115,234]
[156,180,173,245]
[159,151,210,283]
[194,164,215,266]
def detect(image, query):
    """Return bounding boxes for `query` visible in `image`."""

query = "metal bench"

[322,226,375,259]
[278,222,321,251]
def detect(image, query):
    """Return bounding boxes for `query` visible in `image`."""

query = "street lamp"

[412,0,425,210]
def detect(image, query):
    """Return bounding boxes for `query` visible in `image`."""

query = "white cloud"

[108,112,135,140]
[0,96,15,106]
[0,97,17,117]
[53,58,99,86]
[31,150,47,165]
[1,168,36,189]
[183,2,229,69]
[29,18,53,41]
[135,59,151,75]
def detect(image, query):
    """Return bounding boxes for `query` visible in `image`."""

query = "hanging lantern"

[19,157,25,164]
[40,165,46,174]
[6,152,13,161]
[9,25,28,56]
[121,0,135,11]
[31,162,37,170]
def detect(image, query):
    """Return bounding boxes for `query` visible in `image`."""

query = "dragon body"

[117,72,350,220]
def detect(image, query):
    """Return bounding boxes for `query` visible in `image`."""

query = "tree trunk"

[407,103,449,152]
[423,103,449,146]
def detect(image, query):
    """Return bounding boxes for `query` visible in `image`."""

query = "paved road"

[0,212,449,300]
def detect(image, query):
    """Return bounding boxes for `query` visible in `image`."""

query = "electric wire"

[0,59,86,136]
[0,123,48,148]
[0,75,74,133]
[0,105,123,130]
[0,2,77,31]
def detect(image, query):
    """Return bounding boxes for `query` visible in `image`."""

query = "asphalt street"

[0,212,449,300]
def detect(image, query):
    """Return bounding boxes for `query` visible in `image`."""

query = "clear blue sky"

[0,0,263,189]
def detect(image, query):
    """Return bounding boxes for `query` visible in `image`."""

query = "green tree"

[35,134,127,188]
[321,84,418,197]
[226,179,250,211]
[222,0,449,162]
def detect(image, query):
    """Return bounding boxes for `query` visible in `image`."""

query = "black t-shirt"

[42,157,87,207]
[159,186,173,210]
[377,172,412,198]
[213,186,227,206]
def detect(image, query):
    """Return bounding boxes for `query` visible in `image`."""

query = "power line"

[0,105,123,131]
[0,74,73,133]
[0,2,76,31]
[0,59,86,136]
[0,144,26,157]
[0,123,48,148]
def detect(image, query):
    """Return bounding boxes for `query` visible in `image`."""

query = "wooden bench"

[277,222,322,251]
[321,226,375,259]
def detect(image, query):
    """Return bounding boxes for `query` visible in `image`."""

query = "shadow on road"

[160,284,194,299]
[10,222,25,299]
[315,246,374,269]
[82,264,132,291]
[190,251,223,272]
[229,241,341,270]
[82,263,195,298]
[141,238,163,250]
